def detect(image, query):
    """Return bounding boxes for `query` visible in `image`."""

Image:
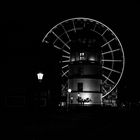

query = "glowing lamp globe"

[68,89,72,93]
[37,72,44,82]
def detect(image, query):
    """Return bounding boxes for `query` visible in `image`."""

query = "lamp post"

[67,88,72,109]
[68,89,72,104]
[36,72,45,109]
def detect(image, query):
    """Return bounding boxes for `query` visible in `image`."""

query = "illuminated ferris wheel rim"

[42,17,125,98]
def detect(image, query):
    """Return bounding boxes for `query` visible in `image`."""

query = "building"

[68,38,102,105]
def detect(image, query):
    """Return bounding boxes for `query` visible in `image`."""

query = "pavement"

[1,107,140,139]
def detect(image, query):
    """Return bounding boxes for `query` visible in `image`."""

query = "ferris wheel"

[42,17,125,98]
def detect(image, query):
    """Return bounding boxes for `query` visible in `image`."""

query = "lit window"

[77,82,83,91]
[80,52,85,60]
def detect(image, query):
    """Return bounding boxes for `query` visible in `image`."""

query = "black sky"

[3,1,138,101]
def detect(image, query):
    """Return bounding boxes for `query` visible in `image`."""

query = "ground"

[1,106,140,139]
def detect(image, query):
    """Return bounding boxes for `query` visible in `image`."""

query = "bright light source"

[71,57,75,62]
[68,89,72,93]
[70,97,73,100]
[81,93,91,100]
[37,72,44,81]
[89,56,95,61]
[80,52,85,60]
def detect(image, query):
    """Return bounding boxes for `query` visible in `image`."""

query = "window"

[78,67,83,75]
[77,83,83,91]
[80,52,85,60]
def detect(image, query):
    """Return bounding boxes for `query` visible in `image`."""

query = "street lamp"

[77,93,80,97]
[68,89,72,93]
[37,72,44,83]
[36,72,47,108]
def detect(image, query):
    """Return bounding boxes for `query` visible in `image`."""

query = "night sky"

[3,1,137,102]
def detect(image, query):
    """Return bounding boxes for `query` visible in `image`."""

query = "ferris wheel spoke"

[72,19,76,32]
[101,38,116,48]
[61,24,71,42]
[102,48,121,55]
[89,21,97,31]
[62,64,69,69]
[53,45,71,56]
[62,49,70,55]
[62,81,68,91]
[93,22,97,31]
[62,55,70,59]
[102,86,107,94]
[102,66,121,74]
[102,74,115,84]
[62,60,70,63]
[52,31,70,50]
[101,28,108,36]
[102,59,123,62]
[62,83,67,91]
[62,70,69,77]
[53,45,61,50]
[62,84,65,91]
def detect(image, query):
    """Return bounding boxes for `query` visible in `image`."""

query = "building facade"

[68,38,102,105]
